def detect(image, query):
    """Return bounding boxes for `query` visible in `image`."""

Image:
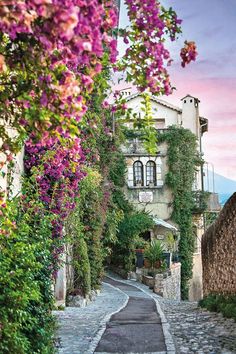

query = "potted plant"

[144,240,165,270]
[164,232,177,268]
[134,237,149,268]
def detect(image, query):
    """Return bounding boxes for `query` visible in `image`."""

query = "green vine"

[0,174,55,353]
[160,126,203,299]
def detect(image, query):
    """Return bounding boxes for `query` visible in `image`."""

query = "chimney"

[181,94,200,138]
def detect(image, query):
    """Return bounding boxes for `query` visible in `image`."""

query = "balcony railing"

[192,190,210,214]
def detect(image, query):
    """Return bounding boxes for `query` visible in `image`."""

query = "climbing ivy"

[109,151,155,273]
[160,126,203,299]
[0,174,55,353]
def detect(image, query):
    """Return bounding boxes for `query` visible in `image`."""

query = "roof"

[181,94,200,102]
[152,217,178,232]
[123,91,208,132]
[125,92,182,113]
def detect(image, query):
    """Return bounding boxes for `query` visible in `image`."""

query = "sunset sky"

[118,0,236,181]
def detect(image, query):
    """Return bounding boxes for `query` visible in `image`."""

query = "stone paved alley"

[55,274,236,354]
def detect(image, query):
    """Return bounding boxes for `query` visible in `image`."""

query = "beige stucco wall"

[123,95,180,129]
[189,215,204,301]
[181,96,200,138]
[123,140,173,220]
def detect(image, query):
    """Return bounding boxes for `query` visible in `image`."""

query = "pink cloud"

[163,70,236,181]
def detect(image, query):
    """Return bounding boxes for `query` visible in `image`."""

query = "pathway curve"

[54,282,128,354]
[95,277,168,353]
[55,272,236,354]
[106,272,236,354]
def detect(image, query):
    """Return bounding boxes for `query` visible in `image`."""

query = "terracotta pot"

[144,259,162,269]
[154,260,162,268]
[134,248,144,253]
[144,259,151,268]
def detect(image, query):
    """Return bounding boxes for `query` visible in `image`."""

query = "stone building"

[120,88,208,300]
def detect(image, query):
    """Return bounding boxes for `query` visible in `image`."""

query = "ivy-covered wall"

[160,126,203,299]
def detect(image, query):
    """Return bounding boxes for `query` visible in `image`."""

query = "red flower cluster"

[180,41,198,68]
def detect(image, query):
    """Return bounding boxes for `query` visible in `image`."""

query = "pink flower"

[102,100,109,108]
[82,42,92,52]
[6,154,13,162]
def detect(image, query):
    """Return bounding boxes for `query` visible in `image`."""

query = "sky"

[117,0,236,181]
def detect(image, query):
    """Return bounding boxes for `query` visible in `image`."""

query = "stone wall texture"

[202,192,236,297]
[154,263,181,301]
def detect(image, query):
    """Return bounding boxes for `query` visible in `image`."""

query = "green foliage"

[192,190,210,214]
[114,210,155,272]
[160,126,203,299]
[65,62,129,295]
[106,145,156,273]
[144,240,165,268]
[0,176,55,353]
[165,232,177,253]
[204,211,219,228]
[65,168,104,291]
[199,294,236,321]
[140,93,158,155]
[134,236,149,250]
[109,152,127,188]
[74,238,91,296]
[121,94,158,155]
[66,208,91,296]
[118,211,154,249]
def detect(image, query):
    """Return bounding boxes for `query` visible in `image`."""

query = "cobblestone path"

[107,273,236,354]
[55,273,236,354]
[54,283,127,354]
[159,299,236,354]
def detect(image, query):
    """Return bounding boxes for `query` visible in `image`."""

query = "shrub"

[73,238,91,296]
[113,210,155,272]
[144,240,165,268]
[199,294,236,321]
[0,191,55,353]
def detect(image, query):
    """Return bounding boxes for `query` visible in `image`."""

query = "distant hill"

[204,171,236,205]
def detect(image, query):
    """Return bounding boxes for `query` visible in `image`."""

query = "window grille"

[133,161,144,186]
[146,161,156,186]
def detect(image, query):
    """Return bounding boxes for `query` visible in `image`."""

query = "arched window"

[146,161,156,186]
[133,161,144,186]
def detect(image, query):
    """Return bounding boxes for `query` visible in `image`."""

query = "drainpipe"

[200,122,208,231]
[199,123,207,192]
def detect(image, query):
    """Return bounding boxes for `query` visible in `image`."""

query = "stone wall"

[154,263,181,301]
[202,192,236,296]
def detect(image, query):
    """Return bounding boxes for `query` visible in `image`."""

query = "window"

[133,161,144,186]
[146,161,156,186]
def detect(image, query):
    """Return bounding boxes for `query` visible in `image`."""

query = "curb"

[105,274,176,354]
